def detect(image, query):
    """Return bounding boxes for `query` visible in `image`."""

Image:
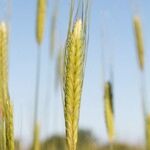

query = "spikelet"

[145,115,150,150]
[32,123,40,150]
[133,16,144,70]
[36,0,46,45]
[104,82,115,142]
[64,19,84,150]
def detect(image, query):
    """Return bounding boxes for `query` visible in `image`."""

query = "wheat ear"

[0,22,6,150]
[133,16,144,70]
[0,22,8,150]
[104,81,115,142]
[64,19,84,150]
[36,0,46,45]
[0,22,14,150]
[0,22,8,100]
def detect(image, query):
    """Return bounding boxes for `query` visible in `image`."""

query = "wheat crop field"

[0,0,150,150]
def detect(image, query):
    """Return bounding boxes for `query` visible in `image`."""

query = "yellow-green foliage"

[36,0,46,45]
[104,81,115,142]
[145,115,150,150]
[32,123,40,150]
[64,19,84,150]
[133,16,144,70]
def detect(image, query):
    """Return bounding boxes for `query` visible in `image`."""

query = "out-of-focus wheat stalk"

[0,22,8,150]
[63,19,85,150]
[33,0,47,146]
[133,15,147,150]
[36,0,47,45]
[0,22,14,150]
[55,48,64,91]
[50,1,59,57]
[32,123,40,150]
[145,115,150,150]
[0,22,8,100]
[104,81,115,143]
[133,15,144,70]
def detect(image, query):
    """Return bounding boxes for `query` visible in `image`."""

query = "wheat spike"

[36,0,46,45]
[32,123,40,150]
[0,22,10,150]
[0,22,14,150]
[133,16,144,70]
[64,19,85,150]
[104,81,115,142]
[0,22,8,100]
[145,115,150,150]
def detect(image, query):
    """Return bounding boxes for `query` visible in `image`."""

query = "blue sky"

[4,0,150,146]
